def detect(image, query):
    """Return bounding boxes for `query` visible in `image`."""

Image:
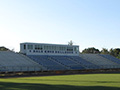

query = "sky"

[0,0,120,52]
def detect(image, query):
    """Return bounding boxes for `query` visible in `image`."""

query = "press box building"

[20,42,79,56]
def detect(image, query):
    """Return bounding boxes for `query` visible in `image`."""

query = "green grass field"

[0,73,120,90]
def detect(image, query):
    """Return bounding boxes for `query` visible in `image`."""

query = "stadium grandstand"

[0,42,120,76]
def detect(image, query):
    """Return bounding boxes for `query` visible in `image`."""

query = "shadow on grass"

[22,79,120,84]
[0,82,120,90]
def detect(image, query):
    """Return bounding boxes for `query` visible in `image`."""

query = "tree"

[113,48,120,57]
[109,48,114,56]
[109,48,120,57]
[117,52,120,59]
[68,40,73,46]
[101,48,109,54]
[0,46,9,51]
[82,47,100,54]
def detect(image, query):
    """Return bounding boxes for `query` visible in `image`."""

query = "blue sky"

[0,0,120,52]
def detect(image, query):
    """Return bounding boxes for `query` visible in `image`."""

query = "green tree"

[109,48,114,56]
[68,40,73,46]
[117,52,120,59]
[0,46,9,51]
[109,48,120,57]
[113,48,120,57]
[101,48,109,54]
[82,47,100,54]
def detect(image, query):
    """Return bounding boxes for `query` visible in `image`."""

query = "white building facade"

[20,42,79,56]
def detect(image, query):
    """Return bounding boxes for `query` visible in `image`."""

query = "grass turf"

[0,73,120,90]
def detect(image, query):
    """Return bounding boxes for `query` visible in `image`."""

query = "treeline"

[82,47,120,59]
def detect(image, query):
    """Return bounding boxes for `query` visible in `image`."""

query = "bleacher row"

[0,51,120,72]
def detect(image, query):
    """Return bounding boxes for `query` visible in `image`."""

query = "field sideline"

[0,73,120,90]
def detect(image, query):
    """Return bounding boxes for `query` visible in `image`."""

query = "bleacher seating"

[0,51,120,72]
[51,56,85,70]
[79,54,119,69]
[99,54,120,68]
[28,55,68,70]
[0,51,44,72]
[68,56,100,69]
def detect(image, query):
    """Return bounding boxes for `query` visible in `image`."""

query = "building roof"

[20,42,79,47]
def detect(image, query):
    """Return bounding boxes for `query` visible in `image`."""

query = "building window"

[24,44,26,50]
[74,47,79,51]
[36,50,38,53]
[28,45,33,49]
[35,45,43,50]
